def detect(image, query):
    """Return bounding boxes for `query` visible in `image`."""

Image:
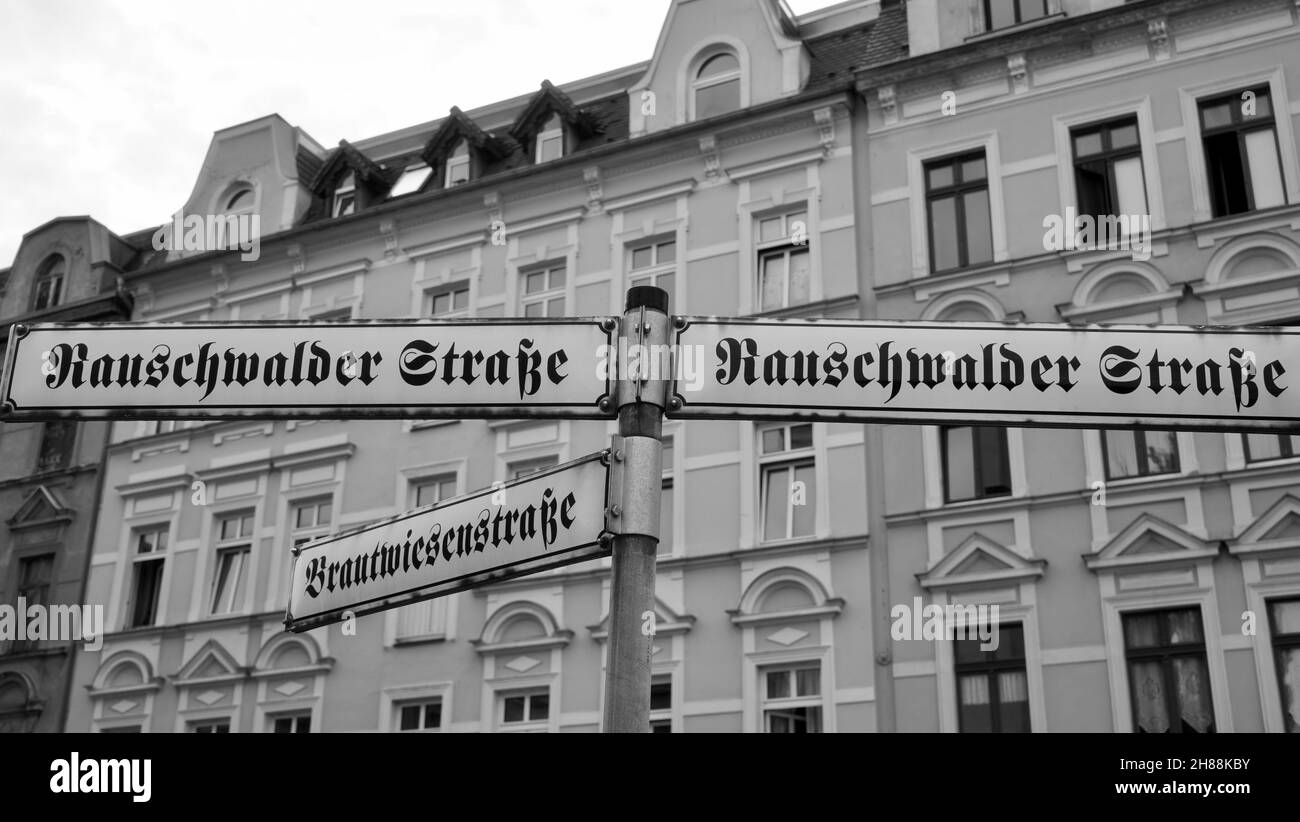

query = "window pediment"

[1230,493,1300,556]
[919,532,1046,590]
[1085,513,1218,572]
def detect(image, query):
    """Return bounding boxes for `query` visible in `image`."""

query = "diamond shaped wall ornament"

[195,689,224,706]
[766,627,808,647]
[274,680,306,697]
[110,699,137,714]
[505,656,541,673]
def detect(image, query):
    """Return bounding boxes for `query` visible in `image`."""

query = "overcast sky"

[0,0,841,269]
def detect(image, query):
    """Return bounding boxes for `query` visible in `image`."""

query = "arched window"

[445,139,471,187]
[32,255,65,310]
[693,51,741,120]
[224,184,254,213]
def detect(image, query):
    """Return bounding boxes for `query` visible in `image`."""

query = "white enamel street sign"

[285,451,611,632]
[0,318,616,420]
[667,318,1299,431]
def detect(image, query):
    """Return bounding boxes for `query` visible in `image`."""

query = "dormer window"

[333,172,356,217]
[445,140,471,187]
[224,186,254,212]
[693,51,741,120]
[536,114,564,163]
[390,162,432,197]
[32,255,66,311]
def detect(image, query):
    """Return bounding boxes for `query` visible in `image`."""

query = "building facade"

[0,217,135,731]
[3,0,1291,732]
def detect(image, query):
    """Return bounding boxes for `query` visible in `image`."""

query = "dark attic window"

[536,113,564,163]
[445,140,471,187]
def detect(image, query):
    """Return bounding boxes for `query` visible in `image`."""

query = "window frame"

[760,663,823,733]
[519,262,567,318]
[1121,606,1216,734]
[535,114,565,164]
[753,207,811,312]
[395,697,444,732]
[425,280,471,319]
[924,151,993,274]
[389,162,431,198]
[332,172,356,218]
[940,425,1012,504]
[127,525,168,629]
[982,0,1048,31]
[953,621,1031,733]
[1070,115,1147,221]
[209,510,254,616]
[1242,432,1299,464]
[1197,84,1285,218]
[1266,596,1300,734]
[269,711,312,734]
[498,688,551,732]
[32,255,66,311]
[756,422,817,544]
[444,140,471,188]
[690,49,742,121]
[1100,428,1181,481]
[628,237,677,305]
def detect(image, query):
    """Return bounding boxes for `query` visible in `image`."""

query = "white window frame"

[627,236,678,296]
[1052,96,1166,236]
[760,661,824,733]
[649,674,674,732]
[393,697,445,732]
[379,682,453,732]
[689,47,744,122]
[425,280,471,318]
[519,262,567,318]
[535,116,564,164]
[209,509,255,617]
[126,523,169,629]
[756,422,818,545]
[445,141,470,188]
[267,711,312,733]
[754,206,811,312]
[497,687,552,732]
[908,133,1008,278]
[1179,67,1300,225]
[332,172,356,218]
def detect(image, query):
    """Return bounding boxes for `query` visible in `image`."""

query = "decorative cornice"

[1147,17,1171,60]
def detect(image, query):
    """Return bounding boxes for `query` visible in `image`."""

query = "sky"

[0,0,843,269]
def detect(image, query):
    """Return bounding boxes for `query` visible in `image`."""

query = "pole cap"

[625,285,669,314]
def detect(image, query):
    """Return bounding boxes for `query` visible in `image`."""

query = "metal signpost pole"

[602,286,668,732]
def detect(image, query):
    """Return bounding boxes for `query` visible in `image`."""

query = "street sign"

[285,451,612,632]
[0,318,616,420]
[668,318,1299,431]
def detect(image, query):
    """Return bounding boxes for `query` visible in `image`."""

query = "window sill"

[394,634,448,647]
[756,535,821,549]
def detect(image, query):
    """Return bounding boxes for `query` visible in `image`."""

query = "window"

[389,162,431,197]
[100,725,142,733]
[756,210,810,312]
[142,420,180,436]
[1199,85,1286,217]
[209,512,253,616]
[629,239,676,310]
[983,0,1047,31]
[128,527,167,628]
[509,455,559,480]
[397,699,442,731]
[32,255,65,311]
[1267,598,1300,733]
[294,498,332,530]
[758,423,816,542]
[1072,116,1147,222]
[271,713,311,733]
[941,425,1011,503]
[1122,607,1215,733]
[659,435,674,556]
[535,114,564,163]
[693,51,740,120]
[1243,433,1300,463]
[445,139,470,187]
[426,282,470,318]
[1102,429,1179,480]
[332,172,356,218]
[13,555,54,651]
[414,475,457,508]
[189,719,231,733]
[925,152,993,273]
[521,263,566,318]
[955,622,1030,732]
[36,420,76,471]
[224,185,254,212]
[499,689,549,731]
[650,676,672,733]
[762,664,821,733]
